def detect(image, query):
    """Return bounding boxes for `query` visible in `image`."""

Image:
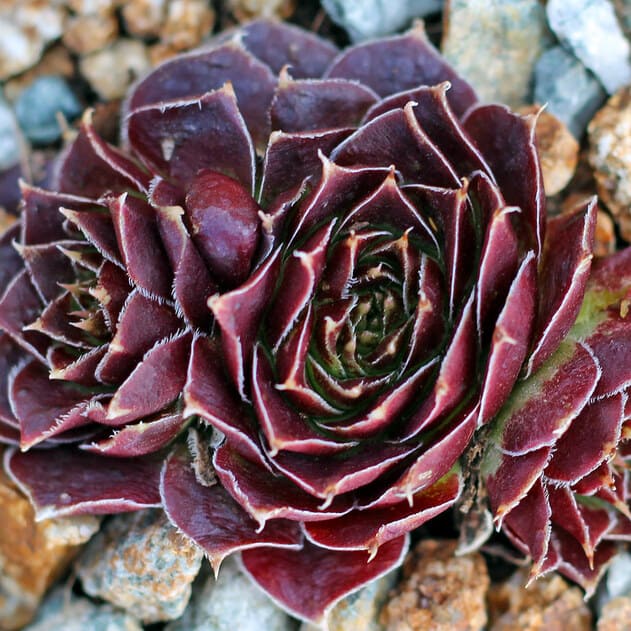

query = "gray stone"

[605,552,631,597]
[441,0,552,108]
[322,0,442,42]
[547,0,631,94]
[76,510,204,624]
[534,46,607,139]
[165,557,294,631]
[301,571,397,631]
[0,96,21,170]
[15,76,82,145]
[595,552,631,614]
[24,586,141,631]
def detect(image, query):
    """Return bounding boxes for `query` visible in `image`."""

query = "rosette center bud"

[185,169,261,288]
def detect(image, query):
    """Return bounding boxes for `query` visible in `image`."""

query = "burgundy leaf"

[545,394,625,484]
[5,447,162,519]
[60,206,122,268]
[241,535,408,625]
[161,444,302,573]
[103,331,192,425]
[252,345,353,455]
[9,359,93,449]
[478,252,537,424]
[259,128,352,205]
[96,290,181,384]
[269,440,414,501]
[475,205,520,337]
[485,446,551,526]
[304,470,460,553]
[213,442,355,525]
[56,111,149,197]
[241,19,338,78]
[502,479,551,574]
[20,184,91,246]
[209,249,281,399]
[83,411,186,456]
[0,333,22,425]
[401,293,476,439]
[526,198,597,376]
[185,170,261,288]
[339,170,437,251]
[325,23,476,116]
[128,86,256,191]
[370,403,477,508]
[0,269,48,362]
[332,104,460,188]
[499,340,600,455]
[464,105,544,255]
[267,220,335,350]
[109,194,172,300]
[126,43,274,150]
[0,223,23,297]
[271,75,377,133]
[366,83,490,178]
[183,336,266,467]
[49,345,108,386]
[328,357,438,439]
[153,202,216,330]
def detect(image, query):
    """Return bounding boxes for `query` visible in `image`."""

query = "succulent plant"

[0,18,629,625]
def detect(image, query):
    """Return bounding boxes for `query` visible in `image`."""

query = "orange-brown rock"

[518,105,579,196]
[488,567,592,631]
[0,467,96,630]
[597,596,631,631]
[159,0,215,51]
[62,12,119,55]
[380,539,489,631]
[588,86,631,243]
[227,0,295,21]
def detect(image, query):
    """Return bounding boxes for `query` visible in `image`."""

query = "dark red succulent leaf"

[483,244,631,592]
[5,447,162,519]
[1,17,629,623]
[161,444,303,573]
[241,535,409,625]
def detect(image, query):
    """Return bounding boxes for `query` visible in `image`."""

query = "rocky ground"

[1,1,631,629]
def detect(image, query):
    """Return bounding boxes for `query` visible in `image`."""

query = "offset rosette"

[0,18,628,625]
[482,246,631,594]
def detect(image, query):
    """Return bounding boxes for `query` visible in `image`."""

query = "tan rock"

[227,0,295,21]
[63,13,119,55]
[597,596,631,631]
[518,106,579,196]
[0,467,94,630]
[122,0,167,38]
[67,0,120,16]
[488,567,592,631]
[80,39,150,100]
[0,0,65,79]
[160,0,215,51]
[149,42,181,66]
[380,539,489,631]
[588,86,631,242]
[4,45,74,102]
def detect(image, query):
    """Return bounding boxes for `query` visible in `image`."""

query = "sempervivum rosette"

[482,245,631,595]
[0,18,628,625]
